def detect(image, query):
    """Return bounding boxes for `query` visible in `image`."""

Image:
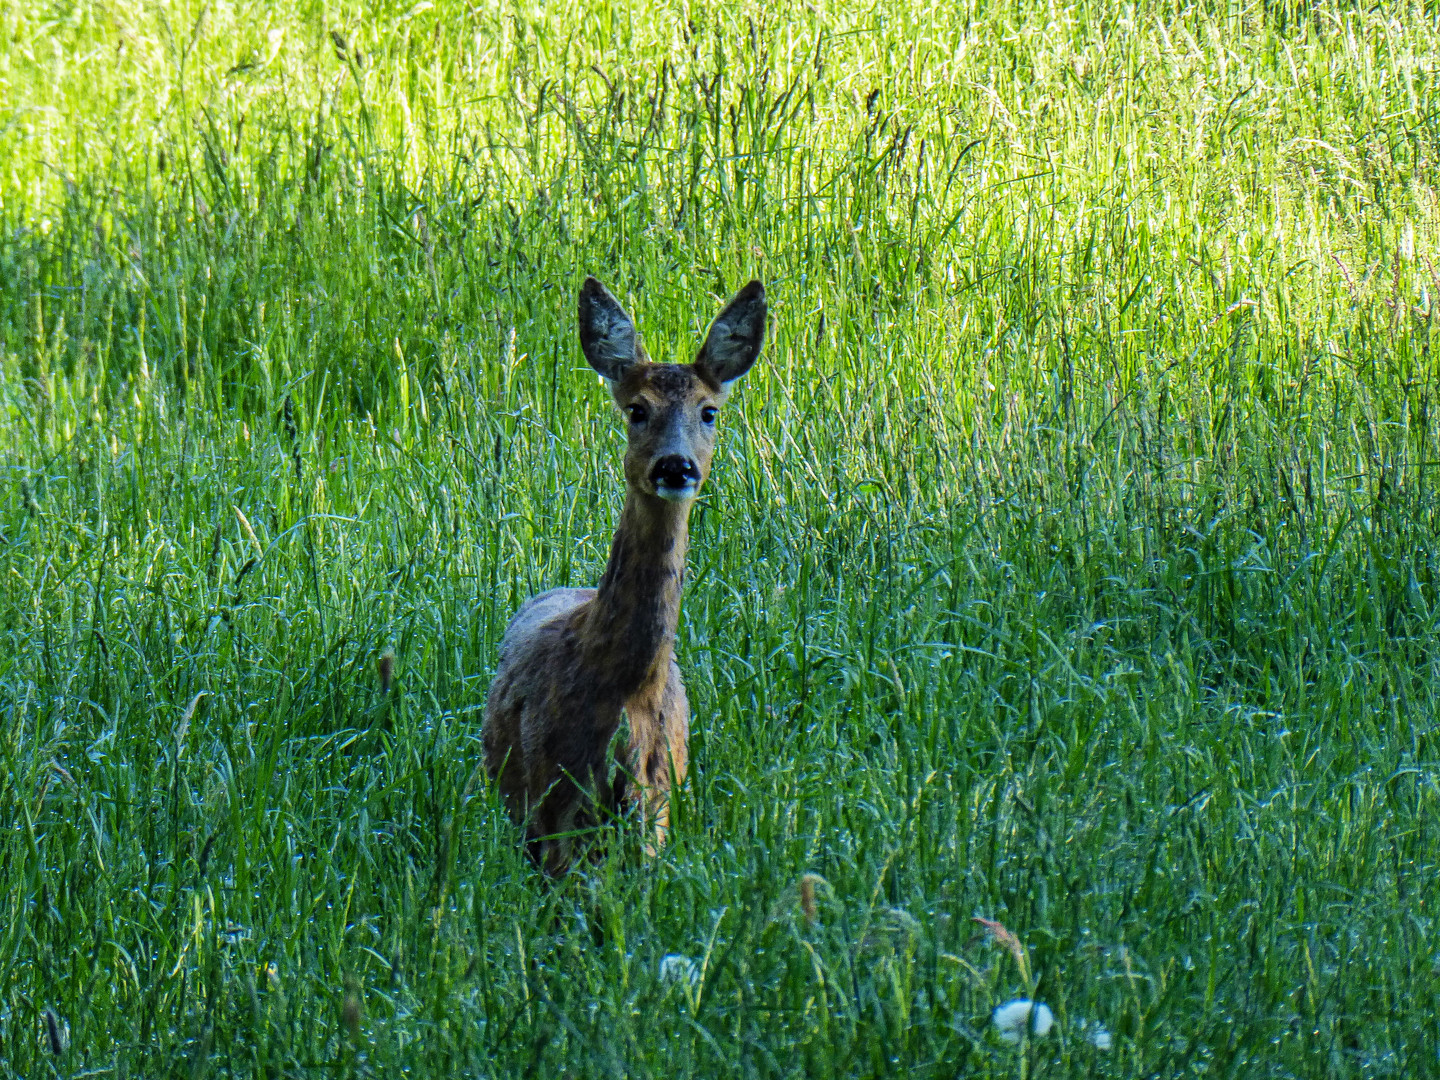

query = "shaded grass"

[2,0,1439,1075]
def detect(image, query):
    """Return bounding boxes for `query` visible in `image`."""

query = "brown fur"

[482,277,766,875]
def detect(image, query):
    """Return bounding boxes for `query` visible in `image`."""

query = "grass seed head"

[769,872,833,925]
[341,976,363,1038]
[973,915,1032,987]
[798,872,826,922]
[378,650,395,694]
[858,907,922,956]
[973,916,1023,964]
[244,974,261,1019]
[175,691,208,753]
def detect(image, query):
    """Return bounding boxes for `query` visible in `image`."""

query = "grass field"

[2,0,1439,1074]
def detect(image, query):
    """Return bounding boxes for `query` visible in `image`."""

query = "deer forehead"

[618,364,721,406]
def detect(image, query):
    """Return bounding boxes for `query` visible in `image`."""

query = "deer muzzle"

[650,455,702,501]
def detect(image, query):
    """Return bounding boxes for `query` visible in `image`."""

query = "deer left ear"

[695,281,766,389]
[579,276,641,382]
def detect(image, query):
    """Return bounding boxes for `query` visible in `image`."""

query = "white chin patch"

[654,483,698,503]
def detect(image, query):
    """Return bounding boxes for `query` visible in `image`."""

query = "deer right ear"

[578,277,639,382]
[695,280,766,389]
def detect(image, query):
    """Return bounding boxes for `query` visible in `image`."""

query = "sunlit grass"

[1,0,1438,1075]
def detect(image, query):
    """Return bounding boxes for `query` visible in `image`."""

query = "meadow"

[2,0,1438,1074]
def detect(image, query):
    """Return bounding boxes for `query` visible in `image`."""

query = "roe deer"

[483,276,766,875]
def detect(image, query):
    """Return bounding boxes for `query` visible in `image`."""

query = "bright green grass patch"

[2,0,1439,1075]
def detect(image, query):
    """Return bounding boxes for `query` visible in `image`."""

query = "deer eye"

[626,403,648,425]
[700,405,718,425]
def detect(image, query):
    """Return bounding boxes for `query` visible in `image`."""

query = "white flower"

[658,954,700,987]
[992,999,1054,1044]
[1400,222,1415,263]
[1081,1020,1113,1050]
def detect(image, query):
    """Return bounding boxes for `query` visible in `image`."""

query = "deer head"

[578,277,766,503]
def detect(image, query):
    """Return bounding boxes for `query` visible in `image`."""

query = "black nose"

[650,455,701,489]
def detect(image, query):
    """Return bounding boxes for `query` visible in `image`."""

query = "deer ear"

[695,280,766,388]
[578,277,640,381]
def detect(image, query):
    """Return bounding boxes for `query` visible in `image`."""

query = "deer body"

[483,277,766,875]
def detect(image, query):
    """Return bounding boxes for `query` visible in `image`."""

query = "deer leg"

[526,761,586,877]
[626,661,691,855]
[530,792,581,877]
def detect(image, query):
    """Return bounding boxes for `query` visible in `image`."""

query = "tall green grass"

[2,0,1438,1074]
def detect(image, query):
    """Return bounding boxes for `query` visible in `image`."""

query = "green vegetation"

[2,0,1438,1074]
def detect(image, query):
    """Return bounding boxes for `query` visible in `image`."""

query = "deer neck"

[580,490,692,699]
